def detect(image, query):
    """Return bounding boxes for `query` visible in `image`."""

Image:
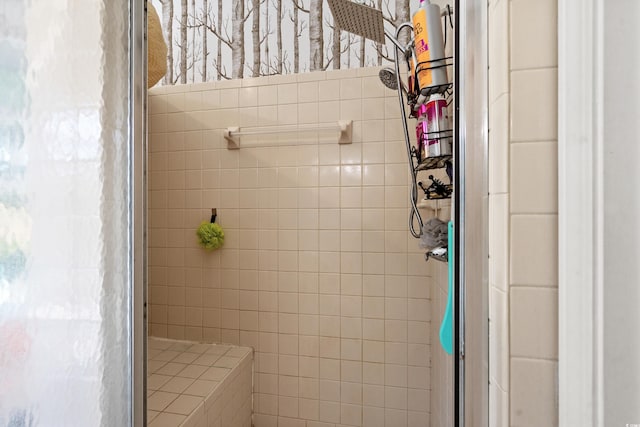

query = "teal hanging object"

[439,220,454,355]
[196,208,224,251]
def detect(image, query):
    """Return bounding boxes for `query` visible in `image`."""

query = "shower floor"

[147,337,253,427]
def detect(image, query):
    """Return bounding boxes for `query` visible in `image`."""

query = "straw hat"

[147,1,167,88]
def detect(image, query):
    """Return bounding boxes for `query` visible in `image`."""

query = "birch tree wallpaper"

[150,0,415,85]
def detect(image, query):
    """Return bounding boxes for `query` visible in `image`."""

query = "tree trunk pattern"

[395,0,410,46]
[160,0,173,84]
[264,3,270,74]
[276,0,283,74]
[309,0,323,70]
[377,0,383,66]
[202,0,207,81]
[293,1,299,73]
[217,0,222,80]
[231,0,245,78]
[332,25,340,69]
[180,0,187,83]
[155,0,407,84]
[252,0,260,77]
[191,0,196,81]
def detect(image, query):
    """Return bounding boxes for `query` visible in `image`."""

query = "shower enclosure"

[1,0,487,425]
[455,0,489,425]
[145,0,487,424]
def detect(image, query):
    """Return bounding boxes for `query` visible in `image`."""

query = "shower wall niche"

[148,67,439,426]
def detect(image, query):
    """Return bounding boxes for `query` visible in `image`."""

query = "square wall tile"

[510,68,558,142]
[298,82,319,103]
[510,358,558,426]
[510,141,558,214]
[278,83,298,104]
[239,86,258,107]
[318,80,340,102]
[510,214,558,286]
[510,287,558,359]
[510,0,558,70]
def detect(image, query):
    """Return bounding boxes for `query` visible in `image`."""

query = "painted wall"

[602,1,640,423]
[147,67,435,426]
[149,0,424,84]
[488,0,558,425]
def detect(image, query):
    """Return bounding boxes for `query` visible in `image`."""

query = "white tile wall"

[510,69,558,142]
[510,215,558,286]
[510,358,558,426]
[509,0,558,70]
[148,68,434,427]
[510,287,558,359]
[488,0,559,425]
[509,141,558,213]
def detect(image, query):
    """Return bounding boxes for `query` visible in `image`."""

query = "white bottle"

[412,0,447,93]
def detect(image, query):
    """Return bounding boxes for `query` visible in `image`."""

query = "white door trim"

[557,0,604,425]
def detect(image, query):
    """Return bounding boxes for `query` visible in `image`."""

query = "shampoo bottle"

[426,94,452,156]
[412,0,447,93]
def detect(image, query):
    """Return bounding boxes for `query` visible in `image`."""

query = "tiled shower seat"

[147,337,253,427]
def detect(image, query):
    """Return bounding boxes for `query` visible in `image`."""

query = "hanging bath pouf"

[196,209,224,251]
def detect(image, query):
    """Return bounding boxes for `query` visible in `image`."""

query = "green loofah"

[196,222,225,251]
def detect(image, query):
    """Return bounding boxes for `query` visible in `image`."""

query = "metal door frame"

[455,0,489,425]
[130,1,147,425]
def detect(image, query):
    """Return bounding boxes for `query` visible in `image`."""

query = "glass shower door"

[0,1,145,425]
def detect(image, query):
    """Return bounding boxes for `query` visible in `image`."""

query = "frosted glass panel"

[0,1,139,425]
